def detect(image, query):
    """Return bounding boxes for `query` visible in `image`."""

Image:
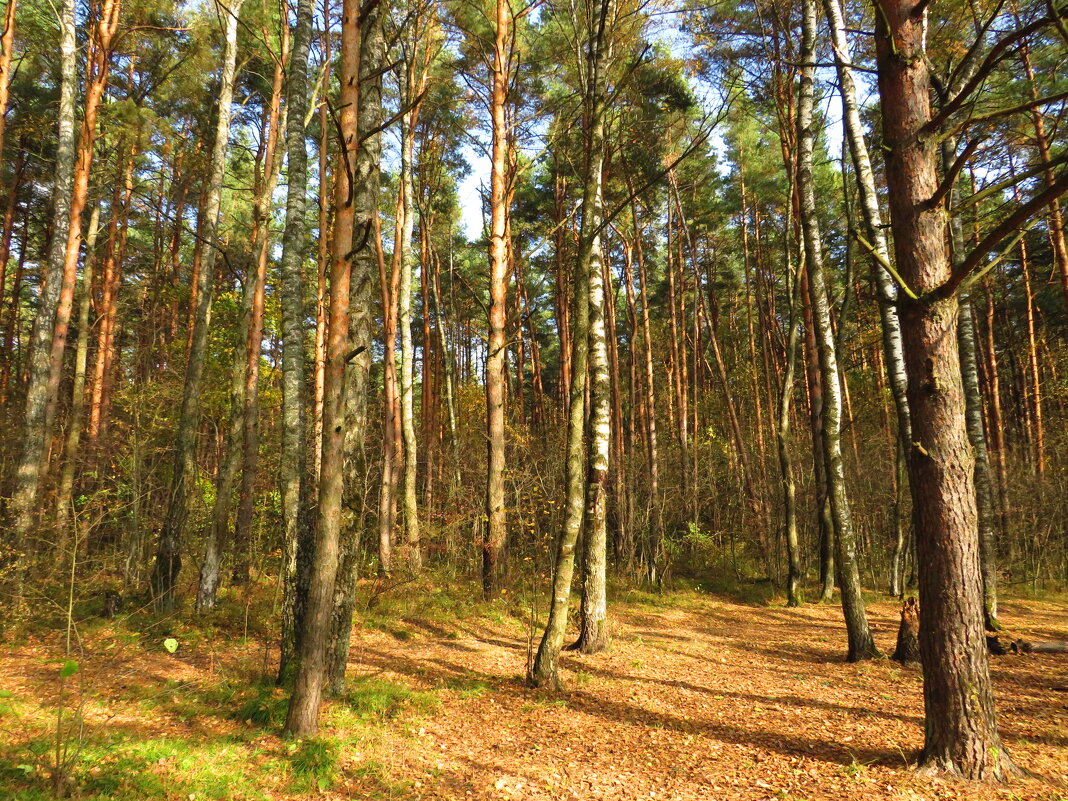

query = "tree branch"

[937,168,1068,299]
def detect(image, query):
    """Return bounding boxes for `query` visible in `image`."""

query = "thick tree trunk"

[276,0,313,686]
[151,0,243,614]
[284,0,358,737]
[327,1,383,696]
[798,0,877,661]
[6,0,77,596]
[873,0,1016,778]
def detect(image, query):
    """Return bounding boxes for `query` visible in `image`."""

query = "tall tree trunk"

[398,99,421,568]
[798,0,877,661]
[151,0,243,613]
[778,209,803,607]
[531,0,610,688]
[6,0,77,596]
[55,203,102,550]
[873,0,1015,778]
[276,0,313,685]
[574,196,610,654]
[823,0,912,468]
[313,2,331,493]
[284,0,358,736]
[630,199,661,580]
[327,0,383,696]
[42,0,121,453]
[483,0,512,597]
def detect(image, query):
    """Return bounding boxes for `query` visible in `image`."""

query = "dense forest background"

[0,0,1066,789]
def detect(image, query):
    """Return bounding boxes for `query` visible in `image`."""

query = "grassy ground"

[1,578,1066,800]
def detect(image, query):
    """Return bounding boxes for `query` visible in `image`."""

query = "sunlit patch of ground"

[1,590,1065,800]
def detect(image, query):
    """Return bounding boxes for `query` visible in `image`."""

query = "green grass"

[440,674,491,698]
[343,677,439,722]
[0,731,283,801]
[287,737,338,792]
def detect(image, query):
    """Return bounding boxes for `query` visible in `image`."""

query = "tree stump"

[892,597,921,665]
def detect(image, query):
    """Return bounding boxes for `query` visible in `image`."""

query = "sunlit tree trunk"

[284,0,358,736]
[398,91,421,569]
[873,0,1016,777]
[328,0,384,695]
[6,0,77,595]
[0,0,17,173]
[531,0,611,688]
[198,38,287,610]
[276,0,313,685]
[798,0,877,661]
[483,0,512,596]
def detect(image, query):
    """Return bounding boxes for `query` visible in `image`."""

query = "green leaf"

[0,689,14,698]
[59,660,79,678]
[163,638,179,654]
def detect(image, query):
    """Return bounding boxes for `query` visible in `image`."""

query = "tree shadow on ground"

[352,646,904,769]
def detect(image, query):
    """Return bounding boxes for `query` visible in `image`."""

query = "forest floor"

[1,584,1066,801]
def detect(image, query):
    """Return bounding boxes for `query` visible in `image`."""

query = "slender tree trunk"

[959,300,999,629]
[55,204,101,549]
[631,201,661,579]
[531,0,610,687]
[42,0,121,454]
[276,0,313,685]
[0,147,25,315]
[151,0,243,613]
[483,0,512,596]
[574,195,610,655]
[798,0,877,661]
[313,4,331,492]
[378,205,400,574]
[1017,234,1044,479]
[398,99,421,568]
[823,0,912,474]
[873,0,1015,777]
[284,0,358,736]
[778,209,803,607]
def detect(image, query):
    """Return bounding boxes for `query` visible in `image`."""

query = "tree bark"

[6,0,78,596]
[276,0,313,686]
[798,0,877,661]
[284,0,359,737]
[531,0,610,687]
[327,0,384,696]
[873,0,1016,778]
[483,0,512,598]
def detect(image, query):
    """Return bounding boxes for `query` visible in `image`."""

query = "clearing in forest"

[0,590,1066,800]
